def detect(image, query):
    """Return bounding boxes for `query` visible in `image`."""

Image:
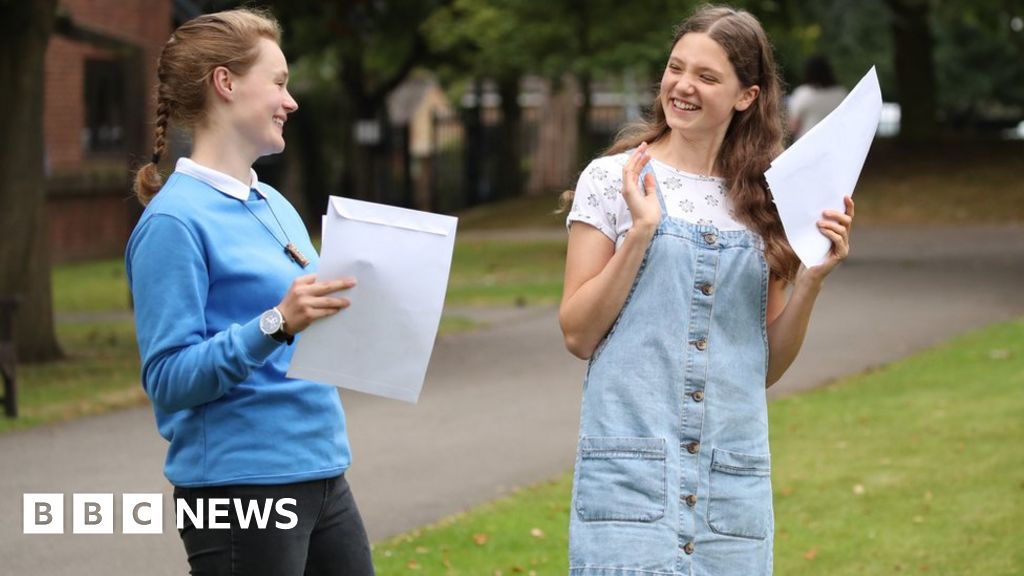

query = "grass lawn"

[370,318,1024,575]
[52,258,132,313]
[0,321,147,434]
[852,139,1024,226]
[448,240,566,306]
[454,139,1024,230]
[3,237,567,434]
[49,238,570,315]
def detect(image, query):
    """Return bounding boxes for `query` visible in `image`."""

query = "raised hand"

[621,142,662,232]
[804,196,854,283]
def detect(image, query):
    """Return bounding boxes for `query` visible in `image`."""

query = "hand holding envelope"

[287,197,458,403]
[767,67,883,268]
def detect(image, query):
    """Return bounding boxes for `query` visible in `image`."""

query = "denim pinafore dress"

[569,164,774,575]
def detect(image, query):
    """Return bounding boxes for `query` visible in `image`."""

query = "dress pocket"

[707,448,772,539]
[574,436,666,522]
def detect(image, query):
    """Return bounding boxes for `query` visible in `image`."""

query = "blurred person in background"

[788,54,848,139]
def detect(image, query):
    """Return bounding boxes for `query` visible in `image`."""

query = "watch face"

[260,309,283,335]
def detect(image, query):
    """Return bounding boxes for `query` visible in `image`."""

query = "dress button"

[686,441,700,454]
[694,339,707,351]
[683,542,695,555]
[691,390,704,402]
[685,494,698,507]
[700,283,714,296]
[703,232,717,245]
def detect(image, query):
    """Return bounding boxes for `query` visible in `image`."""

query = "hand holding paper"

[766,66,882,267]
[287,197,458,403]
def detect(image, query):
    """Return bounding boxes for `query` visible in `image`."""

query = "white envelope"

[287,197,458,403]
[766,66,883,267]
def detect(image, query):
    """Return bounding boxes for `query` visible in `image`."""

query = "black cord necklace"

[240,197,310,268]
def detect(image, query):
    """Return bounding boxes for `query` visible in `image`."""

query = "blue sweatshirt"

[126,161,350,487]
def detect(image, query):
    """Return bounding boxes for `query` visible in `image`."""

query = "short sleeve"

[789,85,816,123]
[566,159,623,242]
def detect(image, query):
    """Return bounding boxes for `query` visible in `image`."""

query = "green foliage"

[275,0,442,92]
[742,0,894,97]
[372,318,1024,575]
[753,0,1023,126]
[423,0,699,91]
[932,1,1024,126]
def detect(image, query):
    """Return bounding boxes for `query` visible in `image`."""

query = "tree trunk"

[576,70,596,170]
[496,74,522,200]
[463,78,485,208]
[527,75,579,196]
[887,0,939,142]
[0,0,62,362]
[574,0,597,169]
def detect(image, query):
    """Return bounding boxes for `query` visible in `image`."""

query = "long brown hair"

[132,8,282,205]
[575,5,799,280]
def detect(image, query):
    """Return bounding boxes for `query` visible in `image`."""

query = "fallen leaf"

[406,560,421,570]
[473,533,489,546]
[530,528,545,538]
[804,548,818,560]
[853,484,866,495]
[512,566,524,573]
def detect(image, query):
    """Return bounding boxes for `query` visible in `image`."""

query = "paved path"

[1,225,1022,575]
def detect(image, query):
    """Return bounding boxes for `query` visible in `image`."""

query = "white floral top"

[566,153,746,248]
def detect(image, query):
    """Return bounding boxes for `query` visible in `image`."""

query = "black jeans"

[173,474,375,576]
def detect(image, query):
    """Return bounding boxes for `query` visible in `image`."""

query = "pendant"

[284,243,310,268]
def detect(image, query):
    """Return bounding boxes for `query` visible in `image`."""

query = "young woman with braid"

[560,6,853,574]
[126,9,374,575]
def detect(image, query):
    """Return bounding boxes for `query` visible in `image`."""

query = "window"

[83,58,125,153]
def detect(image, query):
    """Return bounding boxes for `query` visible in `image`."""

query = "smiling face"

[226,37,298,158]
[660,32,759,141]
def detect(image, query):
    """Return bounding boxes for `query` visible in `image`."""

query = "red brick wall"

[45,0,172,170]
[44,0,171,260]
[48,192,137,262]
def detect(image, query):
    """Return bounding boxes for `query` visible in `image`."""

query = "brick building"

[44,0,173,261]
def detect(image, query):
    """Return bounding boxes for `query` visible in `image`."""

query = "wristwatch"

[259,307,294,344]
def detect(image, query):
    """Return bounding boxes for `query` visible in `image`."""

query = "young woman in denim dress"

[560,6,853,575]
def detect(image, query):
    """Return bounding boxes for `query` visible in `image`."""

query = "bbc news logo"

[23,493,298,534]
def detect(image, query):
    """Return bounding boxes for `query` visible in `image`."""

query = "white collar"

[175,158,265,201]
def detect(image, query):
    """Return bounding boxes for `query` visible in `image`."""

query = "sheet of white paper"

[288,197,458,403]
[766,66,882,267]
